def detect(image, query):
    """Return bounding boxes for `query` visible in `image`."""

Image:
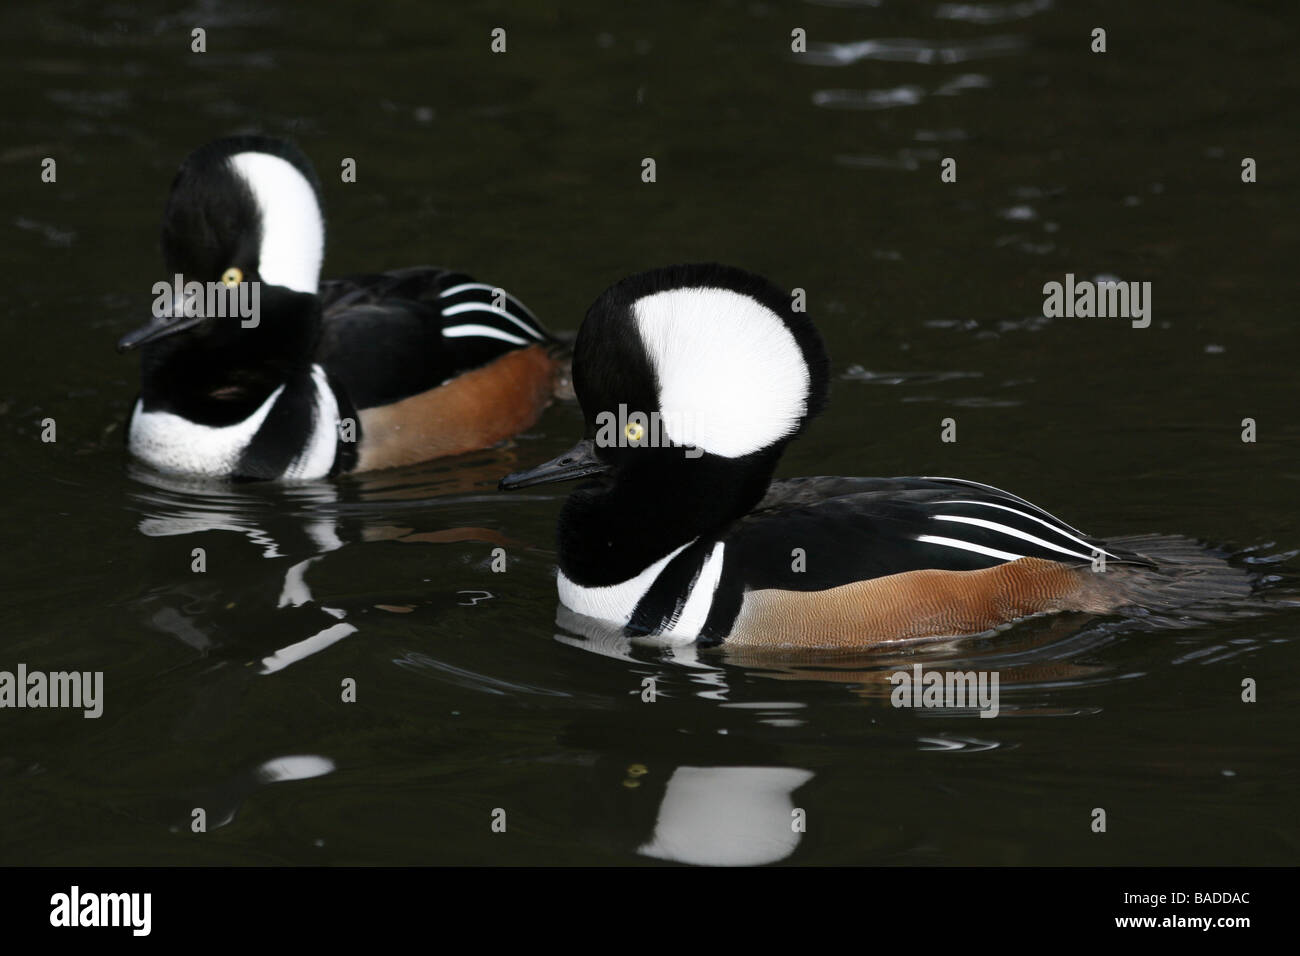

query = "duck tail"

[1101,534,1256,611]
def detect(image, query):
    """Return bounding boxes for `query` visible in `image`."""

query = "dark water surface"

[1,1,1297,865]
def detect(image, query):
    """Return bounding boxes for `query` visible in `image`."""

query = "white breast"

[282,365,340,479]
[128,364,338,479]
[128,386,284,477]
[557,539,726,644]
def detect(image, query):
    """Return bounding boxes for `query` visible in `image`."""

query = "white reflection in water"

[801,35,1024,67]
[253,754,336,784]
[258,622,357,674]
[638,766,814,866]
[197,754,337,829]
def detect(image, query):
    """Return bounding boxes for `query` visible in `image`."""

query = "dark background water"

[1,0,1296,865]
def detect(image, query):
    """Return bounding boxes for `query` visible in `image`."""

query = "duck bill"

[499,439,610,490]
[117,313,205,352]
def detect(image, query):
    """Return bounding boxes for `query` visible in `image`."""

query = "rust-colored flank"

[356,344,558,471]
[727,556,1121,648]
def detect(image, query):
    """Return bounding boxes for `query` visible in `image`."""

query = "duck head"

[501,263,830,585]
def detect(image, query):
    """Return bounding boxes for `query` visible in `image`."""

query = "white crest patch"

[229,151,324,294]
[633,287,810,458]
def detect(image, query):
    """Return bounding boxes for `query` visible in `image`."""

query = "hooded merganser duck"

[500,263,1246,649]
[118,135,562,480]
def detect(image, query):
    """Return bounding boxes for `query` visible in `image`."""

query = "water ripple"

[935,0,1053,25]
[801,35,1026,67]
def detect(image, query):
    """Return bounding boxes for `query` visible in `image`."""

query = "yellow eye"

[624,422,645,443]
[221,267,243,288]
[623,763,648,788]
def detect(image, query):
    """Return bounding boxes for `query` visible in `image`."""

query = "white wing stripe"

[940,500,1116,558]
[440,282,502,298]
[933,514,1094,561]
[919,476,1085,534]
[914,534,1024,562]
[442,301,543,338]
[442,323,530,345]
[439,283,540,322]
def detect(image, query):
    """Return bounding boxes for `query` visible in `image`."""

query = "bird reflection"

[553,603,1107,706]
[123,450,531,672]
[637,766,813,866]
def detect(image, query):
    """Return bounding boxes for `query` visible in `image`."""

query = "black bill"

[116,312,206,352]
[499,439,610,490]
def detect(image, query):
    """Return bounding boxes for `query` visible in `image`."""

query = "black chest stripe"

[627,538,715,637]
[699,565,745,647]
[235,371,318,479]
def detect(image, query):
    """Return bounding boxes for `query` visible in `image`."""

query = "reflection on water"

[2,0,1298,866]
[637,767,814,866]
[122,452,542,671]
[258,623,356,675]
[180,754,336,831]
[801,35,1026,67]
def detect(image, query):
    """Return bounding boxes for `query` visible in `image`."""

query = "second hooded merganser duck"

[118,135,563,480]
[500,263,1246,649]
